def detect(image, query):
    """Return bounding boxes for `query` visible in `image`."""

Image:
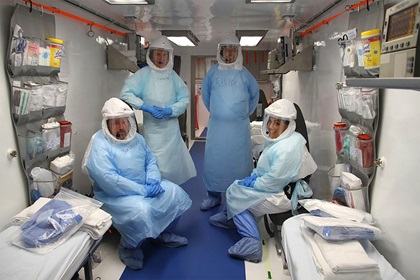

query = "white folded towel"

[300,224,381,280]
[80,219,112,240]
[12,197,51,225]
[11,197,112,240]
[313,233,379,273]
[299,198,375,224]
[84,207,112,229]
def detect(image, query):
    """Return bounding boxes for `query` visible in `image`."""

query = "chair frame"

[263,103,311,256]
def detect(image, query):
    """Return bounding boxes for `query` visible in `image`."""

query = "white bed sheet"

[0,225,93,280]
[281,214,405,280]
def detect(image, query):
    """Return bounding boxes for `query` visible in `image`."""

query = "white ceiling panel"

[49,0,347,49]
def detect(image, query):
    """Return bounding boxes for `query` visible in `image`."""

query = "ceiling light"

[245,0,295,3]
[235,30,268,47]
[103,0,154,5]
[161,30,199,46]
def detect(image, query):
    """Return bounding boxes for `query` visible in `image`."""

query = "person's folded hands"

[238,174,257,188]
[145,181,165,197]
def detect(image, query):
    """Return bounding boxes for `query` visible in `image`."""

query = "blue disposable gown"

[86,131,192,248]
[120,66,196,185]
[226,132,306,219]
[202,64,259,192]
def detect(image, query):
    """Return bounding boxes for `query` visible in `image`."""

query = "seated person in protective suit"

[209,99,317,263]
[83,98,192,270]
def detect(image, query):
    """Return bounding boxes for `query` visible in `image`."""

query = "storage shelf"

[346,78,420,90]
[260,45,313,75]
[106,45,139,73]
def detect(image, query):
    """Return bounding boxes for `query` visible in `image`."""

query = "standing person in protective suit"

[209,99,317,262]
[83,98,192,270]
[200,34,259,211]
[120,36,196,186]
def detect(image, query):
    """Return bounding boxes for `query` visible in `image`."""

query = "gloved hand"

[141,104,163,119]
[238,173,257,188]
[141,104,153,114]
[146,178,160,185]
[153,106,172,117]
[145,181,165,197]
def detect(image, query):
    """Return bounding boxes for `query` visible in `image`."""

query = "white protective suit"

[202,34,259,193]
[84,98,192,248]
[226,99,317,219]
[120,36,196,185]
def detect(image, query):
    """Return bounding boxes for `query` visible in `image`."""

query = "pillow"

[299,198,374,224]
[302,216,382,241]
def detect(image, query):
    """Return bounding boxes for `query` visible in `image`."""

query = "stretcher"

[0,197,112,280]
[281,214,405,280]
[0,225,103,280]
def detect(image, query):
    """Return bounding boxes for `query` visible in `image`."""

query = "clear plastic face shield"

[148,48,172,70]
[107,116,131,140]
[101,98,137,143]
[262,114,290,140]
[216,35,243,70]
[146,36,174,72]
[261,99,297,141]
[218,44,239,64]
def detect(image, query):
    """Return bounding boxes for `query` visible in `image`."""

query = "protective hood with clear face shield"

[217,34,243,70]
[101,98,137,144]
[262,99,297,142]
[146,36,174,72]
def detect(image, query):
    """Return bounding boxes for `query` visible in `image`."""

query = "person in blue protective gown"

[120,36,196,186]
[83,98,192,270]
[209,99,317,262]
[200,34,260,211]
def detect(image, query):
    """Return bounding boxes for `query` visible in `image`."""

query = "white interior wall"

[0,1,419,279]
[0,1,130,230]
[56,15,131,196]
[282,9,348,201]
[370,89,420,279]
[0,1,28,231]
[282,1,419,279]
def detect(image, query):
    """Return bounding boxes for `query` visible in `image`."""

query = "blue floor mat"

[200,127,207,137]
[120,141,244,280]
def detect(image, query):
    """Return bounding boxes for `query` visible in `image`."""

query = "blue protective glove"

[141,104,153,114]
[153,106,172,118]
[145,181,165,197]
[162,107,172,117]
[141,104,163,119]
[146,178,160,185]
[238,174,257,188]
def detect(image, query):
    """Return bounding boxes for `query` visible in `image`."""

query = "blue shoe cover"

[153,232,188,248]
[200,196,222,211]
[228,237,262,263]
[209,212,236,229]
[118,245,144,270]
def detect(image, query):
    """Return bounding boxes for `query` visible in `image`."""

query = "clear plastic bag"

[12,188,102,254]
[302,216,382,241]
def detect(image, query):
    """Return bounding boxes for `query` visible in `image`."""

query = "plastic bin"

[18,131,44,160]
[327,163,351,194]
[343,186,368,212]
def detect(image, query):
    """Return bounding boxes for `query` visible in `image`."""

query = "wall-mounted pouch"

[8,24,61,77]
[339,40,375,78]
[42,82,68,118]
[18,130,38,161]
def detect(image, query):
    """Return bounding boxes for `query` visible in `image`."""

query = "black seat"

[263,103,312,252]
[250,89,269,122]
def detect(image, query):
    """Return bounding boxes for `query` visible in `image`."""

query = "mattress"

[0,225,93,280]
[281,214,405,280]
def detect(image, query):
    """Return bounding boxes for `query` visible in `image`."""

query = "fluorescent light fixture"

[161,30,199,46]
[103,0,154,5]
[246,0,295,3]
[235,30,267,47]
